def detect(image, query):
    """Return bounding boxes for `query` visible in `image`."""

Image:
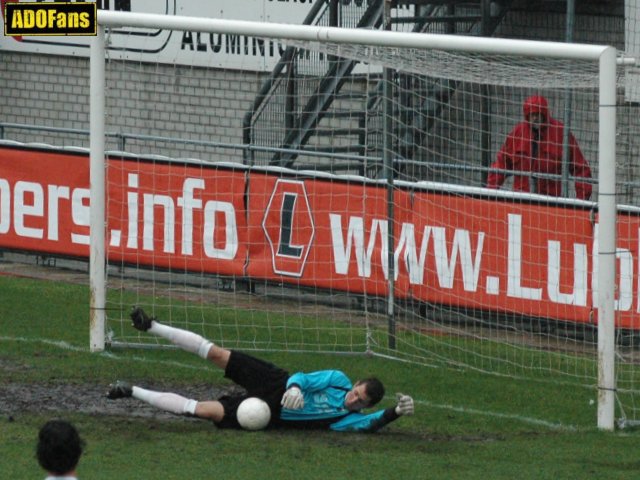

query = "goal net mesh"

[97,20,638,424]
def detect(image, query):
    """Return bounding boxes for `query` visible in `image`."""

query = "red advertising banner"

[0,147,90,257]
[614,213,640,329]
[408,192,594,324]
[246,172,411,296]
[2,145,640,329]
[105,157,248,277]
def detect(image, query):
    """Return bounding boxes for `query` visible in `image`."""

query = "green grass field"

[2,272,640,479]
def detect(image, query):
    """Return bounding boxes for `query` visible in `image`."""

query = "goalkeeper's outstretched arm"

[368,393,415,432]
[330,393,415,432]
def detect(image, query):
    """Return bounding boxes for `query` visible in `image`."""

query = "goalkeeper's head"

[345,377,385,411]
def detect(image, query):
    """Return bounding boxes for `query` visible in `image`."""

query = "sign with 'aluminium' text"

[0,0,414,71]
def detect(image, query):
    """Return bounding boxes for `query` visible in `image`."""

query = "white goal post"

[89,10,617,430]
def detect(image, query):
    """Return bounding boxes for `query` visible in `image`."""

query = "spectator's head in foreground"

[37,419,85,476]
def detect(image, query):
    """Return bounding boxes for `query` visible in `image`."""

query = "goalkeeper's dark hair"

[37,419,85,475]
[361,377,385,406]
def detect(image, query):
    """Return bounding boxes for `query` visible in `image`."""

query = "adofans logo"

[4,2,96,36]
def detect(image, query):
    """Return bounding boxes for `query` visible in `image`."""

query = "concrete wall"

[0,51,265,162]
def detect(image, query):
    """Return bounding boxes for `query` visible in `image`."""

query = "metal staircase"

[243,0,514,177]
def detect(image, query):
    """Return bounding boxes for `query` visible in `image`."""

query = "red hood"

[523,95,549,121]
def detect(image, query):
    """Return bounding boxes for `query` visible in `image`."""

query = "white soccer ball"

[236,397,271,431]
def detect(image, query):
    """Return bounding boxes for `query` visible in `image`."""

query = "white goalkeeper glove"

[281,386,304,410]
[395,393,414,416]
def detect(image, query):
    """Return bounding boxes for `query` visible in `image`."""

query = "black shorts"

[215,350,289,429]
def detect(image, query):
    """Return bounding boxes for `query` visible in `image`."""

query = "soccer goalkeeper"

[106,307,414,432]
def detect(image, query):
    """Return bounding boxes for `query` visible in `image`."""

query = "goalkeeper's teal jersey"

[279,370,388,432]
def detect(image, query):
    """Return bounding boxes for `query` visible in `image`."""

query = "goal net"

[89,10,624,429]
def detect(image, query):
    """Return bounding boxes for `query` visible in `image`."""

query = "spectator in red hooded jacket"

[487,95,592,200]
